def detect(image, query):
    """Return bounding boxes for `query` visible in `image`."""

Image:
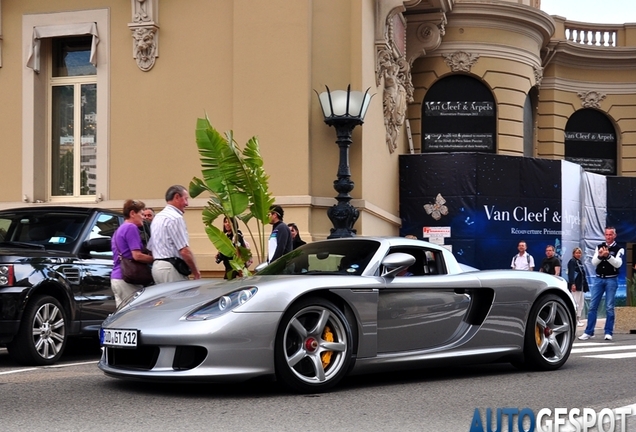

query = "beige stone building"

[1,0,635,274]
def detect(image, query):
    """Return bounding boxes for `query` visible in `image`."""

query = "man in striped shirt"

[149,185,201,284]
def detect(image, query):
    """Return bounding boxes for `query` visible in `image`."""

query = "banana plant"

[627,275,636,307]
[190,116,274,278]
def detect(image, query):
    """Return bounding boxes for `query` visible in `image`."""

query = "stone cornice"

[446,1,554,49]
[436,42,542,70]
[540,76,636,94]
[545,41,636,70]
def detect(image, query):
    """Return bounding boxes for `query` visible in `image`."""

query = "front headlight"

[116,287,146,311]
[186,287,258,321]
[0,265,14,286]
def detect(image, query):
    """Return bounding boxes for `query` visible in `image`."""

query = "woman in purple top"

[111,200,154,306]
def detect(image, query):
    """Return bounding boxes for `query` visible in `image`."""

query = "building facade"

[1,0,635,273]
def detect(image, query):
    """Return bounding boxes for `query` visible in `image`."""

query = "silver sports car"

[98,237,575,393]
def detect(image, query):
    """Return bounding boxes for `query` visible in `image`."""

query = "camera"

[215,254,222,264]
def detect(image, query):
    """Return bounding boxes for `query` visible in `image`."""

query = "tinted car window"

[85,213,121,258]
[0,212,89,252]
[257,239,380,276]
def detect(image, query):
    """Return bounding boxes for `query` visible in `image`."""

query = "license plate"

[100,328,138,348]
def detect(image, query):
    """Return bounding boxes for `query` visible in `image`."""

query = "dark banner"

[421,75,496,153]
[607,176,636,267]
[399,153,562,271]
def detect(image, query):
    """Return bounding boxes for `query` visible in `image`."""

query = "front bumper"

[98,311,282,382]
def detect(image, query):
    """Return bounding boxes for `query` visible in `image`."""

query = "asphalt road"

[1,331,635,432]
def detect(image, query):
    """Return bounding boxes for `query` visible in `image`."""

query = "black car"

[0,206,123,365]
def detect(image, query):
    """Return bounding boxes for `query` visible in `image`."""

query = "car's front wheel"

[7,295,68,365]
[520,294,573,370]
[275,297,353,393]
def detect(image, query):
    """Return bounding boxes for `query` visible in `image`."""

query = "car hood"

[103,274,383,328]
[0,247,76,262]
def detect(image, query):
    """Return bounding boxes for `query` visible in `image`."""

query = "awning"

[26,22,98,73]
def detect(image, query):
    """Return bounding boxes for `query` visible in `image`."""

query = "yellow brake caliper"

[535,324,542,347]
[321,325,334,368]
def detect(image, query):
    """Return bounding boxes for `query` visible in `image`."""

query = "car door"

[376,246,482,353]
[76,212,121,328]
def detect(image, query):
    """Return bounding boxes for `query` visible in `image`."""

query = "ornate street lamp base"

[327,202,359,238]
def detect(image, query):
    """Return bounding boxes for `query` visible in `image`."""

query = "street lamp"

[316,85,372,238]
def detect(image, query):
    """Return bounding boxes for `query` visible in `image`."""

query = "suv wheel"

[7,295,68,365]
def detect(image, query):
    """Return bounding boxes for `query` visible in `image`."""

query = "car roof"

[0,206,118,215]
[320,236,447,252]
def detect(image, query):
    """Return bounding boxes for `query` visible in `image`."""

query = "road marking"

[573,342,611,347]
[0,360,98,376]
[583,352,636,359]
[0,368,38,376]
[571,344,636,354]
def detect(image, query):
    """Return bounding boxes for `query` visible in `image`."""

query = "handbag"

[164,257,192,276]
[115,231,154,286]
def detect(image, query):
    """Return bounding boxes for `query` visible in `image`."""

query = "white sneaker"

[578,333,594,340]
[604,334,613,341]
[577,321,584,327]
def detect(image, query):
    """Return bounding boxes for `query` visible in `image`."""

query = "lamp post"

[316,85,372,238]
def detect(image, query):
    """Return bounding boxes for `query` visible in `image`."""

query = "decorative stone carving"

[534,66,543,87]
[128,0,159,71]
[374,1,449,153]
[578,90,606,109]
[374,7,416,153]
[442,51,479,73]
[406,12,447,65]
[377,45,413,153]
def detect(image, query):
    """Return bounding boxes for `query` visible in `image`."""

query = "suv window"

[0,213,89,251]
[85,213,120,258]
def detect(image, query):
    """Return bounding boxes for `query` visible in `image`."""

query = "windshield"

[0,212,88,251]
[257,239,380,276]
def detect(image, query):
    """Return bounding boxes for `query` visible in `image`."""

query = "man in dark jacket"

[267,205,293,263]
[579,227,624,341]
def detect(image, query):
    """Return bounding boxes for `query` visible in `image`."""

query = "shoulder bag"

[114,230,154,286]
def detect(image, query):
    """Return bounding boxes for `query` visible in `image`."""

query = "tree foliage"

[189,116,274,278]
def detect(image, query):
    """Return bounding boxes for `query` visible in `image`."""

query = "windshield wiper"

[0,241,46,250]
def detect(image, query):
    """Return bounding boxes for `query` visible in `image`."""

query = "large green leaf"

[205,225,236,258]
[192,116,273,278]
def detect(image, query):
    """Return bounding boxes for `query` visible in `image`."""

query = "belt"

[596,274,617,279]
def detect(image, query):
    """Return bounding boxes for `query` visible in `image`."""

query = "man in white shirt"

[511,241,534,271]
[149,185,201,283]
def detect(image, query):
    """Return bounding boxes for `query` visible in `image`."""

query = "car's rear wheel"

[275,297,352,393]
[7,295,67,365]
[520,294,573,370]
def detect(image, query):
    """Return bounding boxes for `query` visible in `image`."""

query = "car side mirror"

[82,237,112,253]
[381,252,416,278]
[254,262,268,273]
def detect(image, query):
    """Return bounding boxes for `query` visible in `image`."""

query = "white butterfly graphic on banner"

[424,193,449,220]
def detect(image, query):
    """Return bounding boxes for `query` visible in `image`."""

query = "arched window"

[564,109,617,175]
[421,75,496,153]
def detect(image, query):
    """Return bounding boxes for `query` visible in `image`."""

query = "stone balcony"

[552,16,636,48]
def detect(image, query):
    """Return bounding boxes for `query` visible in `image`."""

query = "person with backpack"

[511,240,534,271]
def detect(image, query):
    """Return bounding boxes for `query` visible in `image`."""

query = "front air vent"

[62,267,80,284]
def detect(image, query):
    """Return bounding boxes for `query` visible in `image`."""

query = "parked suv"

[0,206,123,365]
